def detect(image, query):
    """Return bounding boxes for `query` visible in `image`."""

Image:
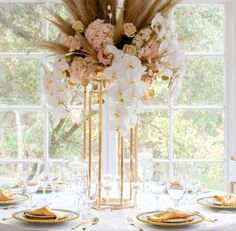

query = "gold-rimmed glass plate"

[136,211,205,227]
[197,196,236,209]
[12,209,80,224]
[0,193,29,205]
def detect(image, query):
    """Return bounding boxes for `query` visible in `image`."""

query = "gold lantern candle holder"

[84,78,139,210]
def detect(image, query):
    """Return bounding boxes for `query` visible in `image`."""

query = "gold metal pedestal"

[84,78,138,210]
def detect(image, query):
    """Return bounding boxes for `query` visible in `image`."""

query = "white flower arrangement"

[41,0,185,135]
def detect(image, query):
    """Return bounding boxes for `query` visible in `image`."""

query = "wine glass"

[17,163,36,208]
[190,179,201,203]
[182,177,192,204]
[26,163,40,208]
[167,180,185,209]
[148,170,166,211]
[37,162,50,206]
[16,163,31,192]
[61,162,72,194]
[47,163,62,203]
[132,182,140,209]
[70,162,88,214]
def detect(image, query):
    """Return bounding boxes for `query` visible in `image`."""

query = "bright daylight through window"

[0,0,229,192]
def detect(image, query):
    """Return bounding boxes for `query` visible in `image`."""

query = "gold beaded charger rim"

[197,196,236,209]
[12,209,80,224]
[136,211,205,227]
[0,193,29,205]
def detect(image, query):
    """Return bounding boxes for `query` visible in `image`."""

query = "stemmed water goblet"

[132,182,140,209]
[16,163,36,208]
[37,162,50,206]
[182,177,192,204]
[70,162,89,216]
[167,179,185,209]
[190,179,201,203]
[148,169,166,211]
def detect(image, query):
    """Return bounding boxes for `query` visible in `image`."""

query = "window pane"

[0,162,38,188]
[0,58,42,105]
[0,3,44,52]
[127,162,169,184]
[174,111,224,159]
[143,78,169,106]
[69,86,85,106]
[0,111,44,159]
[138,111,169,159]
[49,109,98,159]
[48,3,71,42]
[176,57,224,105]
[0,163,19,188]
[173,162,224,190]
[173,5,224,52]
[0,58,43,105]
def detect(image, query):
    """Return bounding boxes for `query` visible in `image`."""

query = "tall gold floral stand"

[82,78,138,210]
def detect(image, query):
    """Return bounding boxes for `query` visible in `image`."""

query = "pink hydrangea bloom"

[68,57,96,86]
[97,48,113,66]
[85,19,114,52]
[132,27,153,50]
[140,28,153,41]
[132,34,144,49]
[139,38,159,59]
[58,33,81,52]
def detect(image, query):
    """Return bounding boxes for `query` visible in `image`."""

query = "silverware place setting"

[72,217,99,230]
[127,217,143,231]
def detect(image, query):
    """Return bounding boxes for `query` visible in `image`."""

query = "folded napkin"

[24,206,68,220]
[0,189,14,201]
[147,210,193,222]
[169,181,184,189]
[214,194,236,206]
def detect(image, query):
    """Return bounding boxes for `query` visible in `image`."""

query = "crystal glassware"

[16,163,36,208]
[131,182,140,209]
[38,163,50,206]
[148,170,166,211]
[167,180,185,209]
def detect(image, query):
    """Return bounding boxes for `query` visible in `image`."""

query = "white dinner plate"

[24,213,56,220]
[164,216,194,223]
[207,198,222,205]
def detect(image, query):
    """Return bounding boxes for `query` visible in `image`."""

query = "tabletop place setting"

[1,161,236,231]
[0,162,99,230]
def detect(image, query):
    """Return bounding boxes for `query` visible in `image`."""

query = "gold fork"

[194,211,217,223]
[127,217,143,231]
[2,217,13,221]
[72,217,99,230]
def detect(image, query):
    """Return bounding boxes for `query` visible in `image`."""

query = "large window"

[0,0,234,191]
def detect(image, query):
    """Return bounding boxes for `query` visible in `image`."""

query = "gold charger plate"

[12,209,80,224]
[197,196,236,209]
[136,211,205,227]
[0,193,29,205]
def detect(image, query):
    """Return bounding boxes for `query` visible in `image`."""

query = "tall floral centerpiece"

[41,0,184,209]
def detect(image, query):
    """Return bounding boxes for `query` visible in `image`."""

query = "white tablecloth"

[1,192,236,230]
